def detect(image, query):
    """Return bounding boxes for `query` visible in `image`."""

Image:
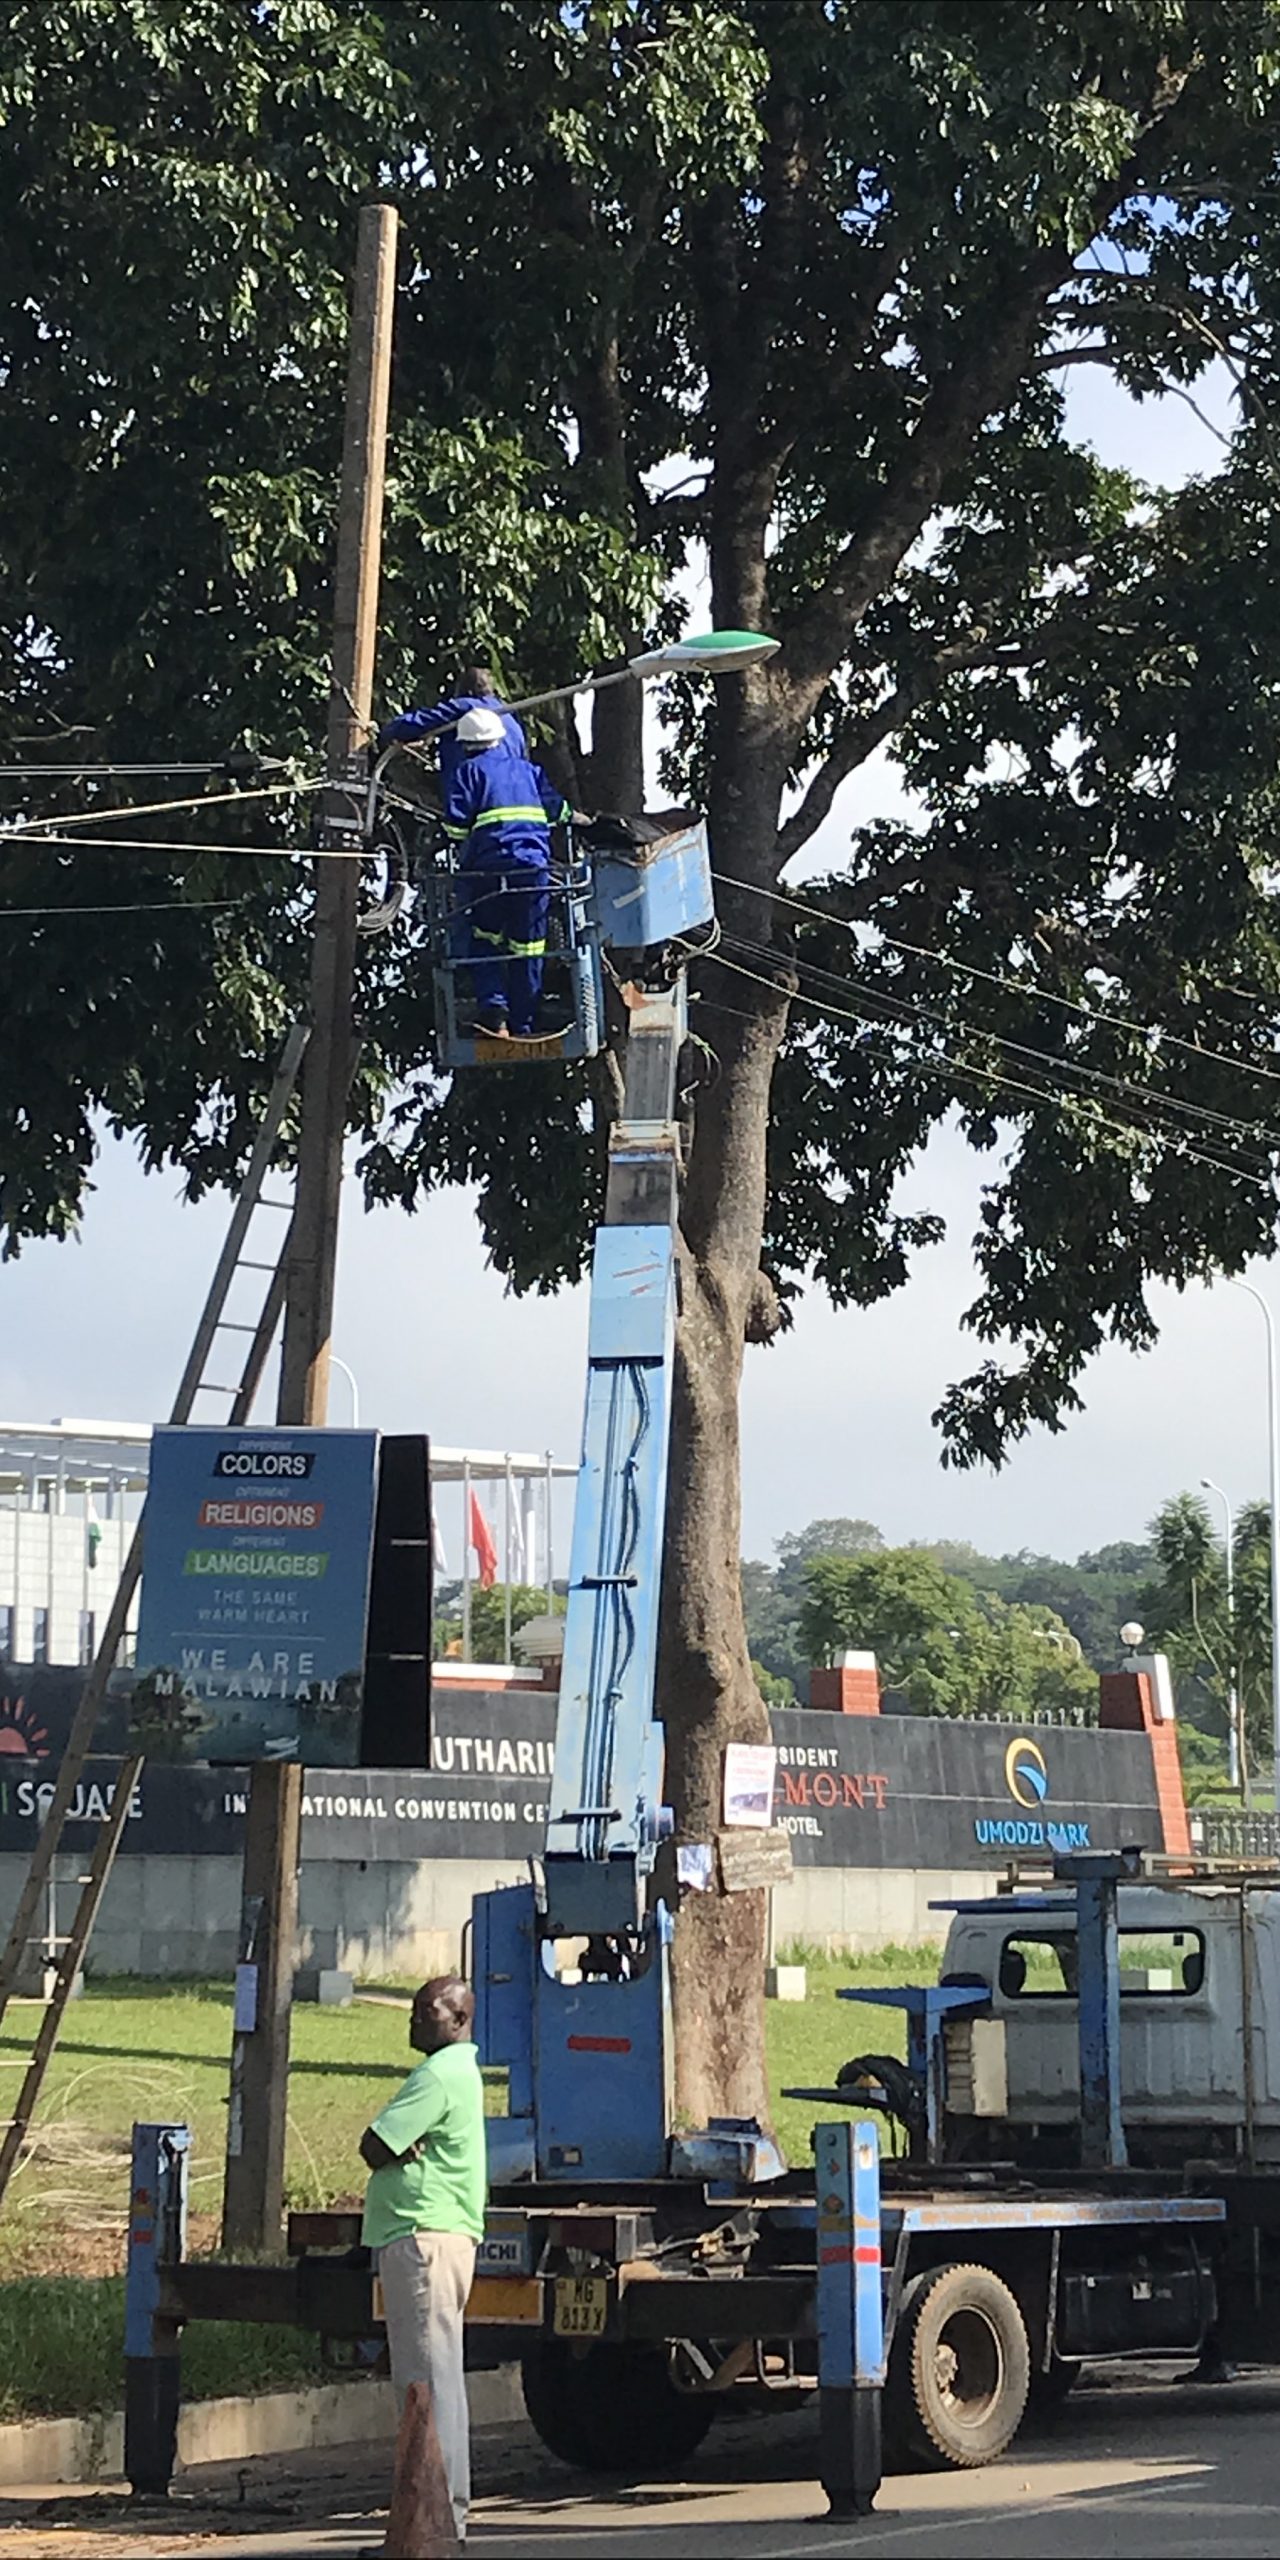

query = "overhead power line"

[0,896,248,921]
[0,760,290,780]
[706,943,1276,1195]
[0,834,332,860]
[710,867,1280,1097]
[2,771,325,839]
[719,930,1280,1163]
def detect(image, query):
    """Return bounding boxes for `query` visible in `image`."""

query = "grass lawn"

[768,1944,934,2164]
[0,1976,413,2279]
[0,1943,942,2421]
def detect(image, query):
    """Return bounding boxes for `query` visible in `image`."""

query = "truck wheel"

[886,2263,1030,2470]
[520,2339,717,2474]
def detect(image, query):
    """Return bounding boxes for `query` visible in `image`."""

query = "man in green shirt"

[360,1975,486,2541]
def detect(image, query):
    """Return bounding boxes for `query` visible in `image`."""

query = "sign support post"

[222,1764,303,2252]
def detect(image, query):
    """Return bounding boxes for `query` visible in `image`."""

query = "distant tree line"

[742,1506,1269,1798]
[431,1496,1264,1802]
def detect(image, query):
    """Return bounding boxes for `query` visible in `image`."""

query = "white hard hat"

[457,707,506,748]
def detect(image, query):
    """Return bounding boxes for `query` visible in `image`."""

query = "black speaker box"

[359,1434,432,1770]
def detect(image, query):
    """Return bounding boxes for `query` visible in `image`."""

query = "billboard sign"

[132,1427,379,1766]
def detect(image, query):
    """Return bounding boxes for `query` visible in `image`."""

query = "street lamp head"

[627,629,780,677]
[1120,1621,1144,1652]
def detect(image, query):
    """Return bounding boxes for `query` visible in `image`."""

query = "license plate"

[553,2275,608,2338]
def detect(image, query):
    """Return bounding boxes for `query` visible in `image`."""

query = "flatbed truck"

[118,771,1280,2513]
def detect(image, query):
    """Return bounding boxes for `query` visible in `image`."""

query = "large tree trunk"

[660,724,792,2130]
[661,1249,776,2130]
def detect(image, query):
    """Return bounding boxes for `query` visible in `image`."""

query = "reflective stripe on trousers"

[458,858,550,1034]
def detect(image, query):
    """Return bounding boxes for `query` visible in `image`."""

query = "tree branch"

[778,59,1207,715]
[775,631,1075,865]
[693,87,897,632]
[780,246,1074,707]
[1030,346,1122,372]
[776,695,916,866]
[637,484,711,536]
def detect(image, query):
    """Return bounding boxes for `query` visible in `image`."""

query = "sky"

[0,357,1269,1576]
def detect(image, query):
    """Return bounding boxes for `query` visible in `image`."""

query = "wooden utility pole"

[222,202,399,2255]
[280,198,399,1428]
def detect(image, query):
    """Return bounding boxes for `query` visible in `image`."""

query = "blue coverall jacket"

[377,694,527,820]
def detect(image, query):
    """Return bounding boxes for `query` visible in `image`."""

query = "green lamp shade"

[628,629,780,676]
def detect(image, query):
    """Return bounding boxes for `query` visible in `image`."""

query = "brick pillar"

[1098,1660,1190,1857]
[809,1652,880,1716]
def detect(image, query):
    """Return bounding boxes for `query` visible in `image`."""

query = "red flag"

[469,1491,498,1589]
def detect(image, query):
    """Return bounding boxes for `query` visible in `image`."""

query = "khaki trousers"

[377,2229,476,2538]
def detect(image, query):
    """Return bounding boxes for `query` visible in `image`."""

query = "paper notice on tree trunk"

[677,1842,714,1892]
[717,1826,794,1893]
[722,1741,778,1829]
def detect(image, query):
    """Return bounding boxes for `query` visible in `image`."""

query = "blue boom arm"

[541,987,684,1936]
[473,821,780,2182]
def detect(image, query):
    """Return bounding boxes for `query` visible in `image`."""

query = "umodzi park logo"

[973,1734,1091,1855]
[1005,1737,1049,1810]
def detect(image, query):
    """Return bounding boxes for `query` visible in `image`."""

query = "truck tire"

[886,2263,1030,2470]
[520,2339,716,2474]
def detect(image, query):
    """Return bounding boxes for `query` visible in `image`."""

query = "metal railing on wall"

[878,1700,1098,1729]
[1193,1807,1280,1861]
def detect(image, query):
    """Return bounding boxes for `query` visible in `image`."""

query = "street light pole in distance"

[1231,1280,1280,1810]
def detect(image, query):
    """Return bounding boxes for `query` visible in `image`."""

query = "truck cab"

[942,1884,1280,2168]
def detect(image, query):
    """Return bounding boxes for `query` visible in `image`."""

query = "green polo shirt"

[361,2040,487,2250]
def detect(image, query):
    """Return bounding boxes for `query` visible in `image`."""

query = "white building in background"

[0,1419,574,1668]
[0,1420,146,1666]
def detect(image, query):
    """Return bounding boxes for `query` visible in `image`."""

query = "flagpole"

[503,1459,514,1663]
[523,1483,538,1606]
[461,1455,472,1662]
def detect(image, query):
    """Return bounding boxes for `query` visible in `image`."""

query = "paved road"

[5,2372,1280,2558]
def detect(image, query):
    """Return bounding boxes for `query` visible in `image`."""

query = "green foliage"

[1176,1716,1233,1803]
[919,1539,1152,1666]
[743,1521,887,1690]
[800,1546,1098,1720]
[444,1581,563,1664]
[752,1656,795,1708]
[7,1,1280,1478]
[776,1518,886,1585]
[1139,1489,1272,1772]
[744,1513,1149,1695]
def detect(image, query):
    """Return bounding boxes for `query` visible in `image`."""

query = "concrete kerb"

[0,2366,523,2489]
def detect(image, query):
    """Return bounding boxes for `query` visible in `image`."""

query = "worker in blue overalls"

[375,662,527,806]
[448,707,572,1039]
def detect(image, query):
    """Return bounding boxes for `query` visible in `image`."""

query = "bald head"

[410,1974,475,2056]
